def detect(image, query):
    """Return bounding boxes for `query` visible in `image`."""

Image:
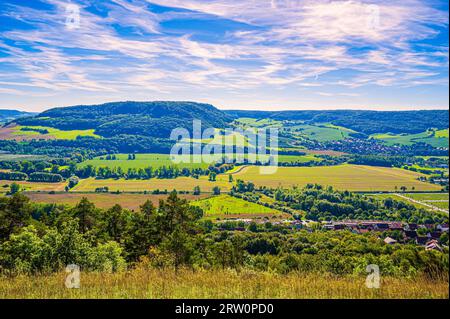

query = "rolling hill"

[226,109,449,135]
[15,101,232,138]
[0,109,36,123]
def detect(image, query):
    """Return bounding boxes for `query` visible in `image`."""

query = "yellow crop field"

[72,175,232,193]
[0,180,67,193]
[232,164,442,192]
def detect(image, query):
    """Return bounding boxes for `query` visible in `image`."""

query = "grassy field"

[367,193,436,211]
[191,194,285,219]
[72,176,231,193]
[288,123,355,142]
[371,129,449,148]
[403,193,449,211]
[0,180,67,193]
[429,201,449,210]
[235,117,283,128]
[24,192,211,211]
[0,268,447,299]
[403,193,449,201]
[232,165,442,192]
[8,125,100,140]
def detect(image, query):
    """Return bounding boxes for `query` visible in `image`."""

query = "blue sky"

[0,0,448,112]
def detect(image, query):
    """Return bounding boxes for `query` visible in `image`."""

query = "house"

[384,237,397,245]
[430,231,442,240]
[425,240,443,252]
[416,237,429,245]
[408,223,418,230]
[389,222,404,231]
[404,230,417,239]
[437,224,449,232]
[375,223,389,230]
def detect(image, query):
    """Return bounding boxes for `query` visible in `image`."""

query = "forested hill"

[12,102,449,138]
[15,101,232,138]
[0,109,35,122]
[225,109,449,134]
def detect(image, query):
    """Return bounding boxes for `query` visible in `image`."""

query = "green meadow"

[371,129,449,148]
[191,194,284,218]
[12,125,100,140]
[289,123,354,142]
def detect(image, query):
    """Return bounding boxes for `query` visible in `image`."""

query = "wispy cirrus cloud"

[0,0,448,111]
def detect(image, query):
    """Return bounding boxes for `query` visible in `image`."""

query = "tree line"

[0,192,447,278]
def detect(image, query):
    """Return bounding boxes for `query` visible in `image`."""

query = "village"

[219,218,449,252]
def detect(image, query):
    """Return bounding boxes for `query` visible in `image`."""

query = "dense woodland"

[0,192,447,278]
[15,101,231,138]
[232,182,449,225]
[226,109,449,134]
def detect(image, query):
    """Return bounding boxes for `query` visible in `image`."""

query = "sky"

[0,0,448,112]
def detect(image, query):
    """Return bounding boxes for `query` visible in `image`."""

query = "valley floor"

[0,268,447,299]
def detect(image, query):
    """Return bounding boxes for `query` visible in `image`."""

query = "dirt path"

[229,165,249,175]
[394,193,449,214]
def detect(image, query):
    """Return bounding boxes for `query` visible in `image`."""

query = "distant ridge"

[224,109,449,134]
[0,109,36,123]
[11,101,449,137]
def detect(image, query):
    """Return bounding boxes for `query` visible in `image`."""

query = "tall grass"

[0,268,447,299]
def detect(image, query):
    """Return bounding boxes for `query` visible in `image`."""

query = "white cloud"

[0,0,448,110]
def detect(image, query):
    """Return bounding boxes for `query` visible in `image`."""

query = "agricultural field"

[191,194,285,219]
[0,124,100,141]
[235,117,283,128]
[403,193,449,211]
[404,193,449,201]
[371,129,449,148]
[72,175,232,193]
[25,192,210,211]
[0,180,67,193]
[288,123,355,142]
[367,193,437,211]
[232,164,442,192]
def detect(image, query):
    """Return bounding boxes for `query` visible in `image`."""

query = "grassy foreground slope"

[233,164,442,191]
[0,268,447,299]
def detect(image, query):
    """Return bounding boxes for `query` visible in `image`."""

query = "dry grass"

[72,176,232,193]
[0,180,67,193]
[25,193,211,210]
[0,268,447,299]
